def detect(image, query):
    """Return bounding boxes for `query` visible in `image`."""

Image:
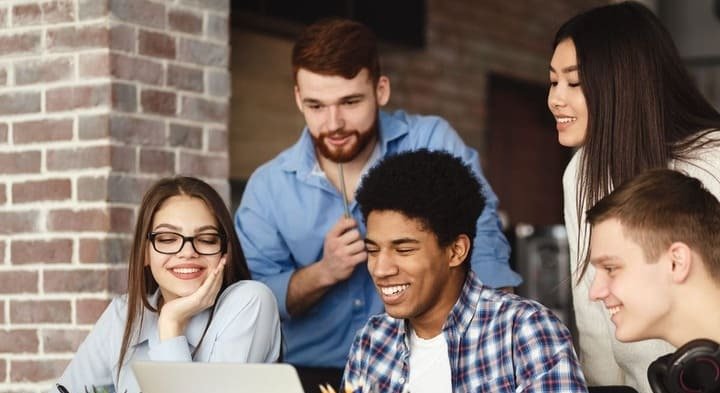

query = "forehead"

[366,210,431,241]
[153,195,215,225]
[296,68,373,97]
[550,39,578,70]
[590,218,645,263]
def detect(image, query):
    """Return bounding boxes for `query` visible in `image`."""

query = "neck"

[410,270,466,339]
[666,281,720,347]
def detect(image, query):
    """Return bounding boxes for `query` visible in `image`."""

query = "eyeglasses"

[147,231,226,256]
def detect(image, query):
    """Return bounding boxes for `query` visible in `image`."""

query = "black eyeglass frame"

[147,231,227,256]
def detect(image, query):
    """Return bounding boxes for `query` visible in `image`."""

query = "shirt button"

[353,299,363,308]
[399,377,406,384]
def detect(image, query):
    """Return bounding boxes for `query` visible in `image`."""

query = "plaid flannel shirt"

[342,271,587,392]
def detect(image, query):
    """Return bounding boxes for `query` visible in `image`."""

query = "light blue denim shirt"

[235,110,521,369]
[56,280,281,393]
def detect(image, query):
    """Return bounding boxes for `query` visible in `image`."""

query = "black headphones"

[648,339,720,393]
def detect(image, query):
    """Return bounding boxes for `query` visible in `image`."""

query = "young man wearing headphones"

[584,168,720,393]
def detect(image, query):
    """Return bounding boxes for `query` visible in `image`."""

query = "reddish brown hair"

[292,18,381,84]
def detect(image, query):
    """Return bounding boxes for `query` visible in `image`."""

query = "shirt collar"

[444,270,483,335]
[280,110,409,175]
[134,290,211,349]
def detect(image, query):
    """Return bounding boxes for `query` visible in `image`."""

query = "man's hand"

[158,256,226,341]
[318,217,368,284]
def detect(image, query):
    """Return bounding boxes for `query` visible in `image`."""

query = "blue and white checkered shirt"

[342,271,587,392]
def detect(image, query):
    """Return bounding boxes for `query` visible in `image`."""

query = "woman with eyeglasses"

[56,176,282,393]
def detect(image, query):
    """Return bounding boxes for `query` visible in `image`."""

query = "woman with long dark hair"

[57,177,281,392]
[548,2,720,391]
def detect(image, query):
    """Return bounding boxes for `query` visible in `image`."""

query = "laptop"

[132,361,305,393]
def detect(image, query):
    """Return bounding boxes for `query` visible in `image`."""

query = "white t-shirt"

[407,329,452,393]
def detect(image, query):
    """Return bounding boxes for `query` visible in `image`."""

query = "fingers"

[328,217,358,238]
[318,384,336,393]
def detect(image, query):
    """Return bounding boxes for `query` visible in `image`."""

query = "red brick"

[181,96,227,123]
[47,207,134,232]
[208,128,228,152]
[110,145,137,173]
[167,64,203,92]
[0,66,7,85]
[0,183,5,205]
[109,115,165,145]
[0,239,4,263]
[14,56,73,85]
[77,298,110,324]
[42,0,75,23]
[0,358,4,382]
[109,265,128,293]
[79,52,110,77]
[44,269,108,293]
[11,300,71,323]
[0,32,41,55]
[79,237,131,263]
[0,211,40,235]
[179,37,228,67]
[47,25,109,51]
[79,0,109,20]
[0,151,41,175]
[12,178,71,204]
[112,82,137,112]
[77,176,108,201]
[0,271,37,293]
[0,8,7,28]
[12,4,42,26]
[109,23,135,52]
[0,330,39,353]
[79,114,109,140]
[141,89,176,115]
[0,91,41,115]
[180,151,228,178]
[139,29,175,59]
[43,328,89,353]
[140,149,175,175]
[107,174,154,203]
[47,145,111,170]
[13,118,73,144]
[46,84,110,112]
[170,123,202,148]
[179,0,228,12]
[10,359,69,383]
[0,299,4,324]
[110,0,166,29]
[169,8,202,34]
[0,123,7,144]
[11,238,73,264]
[111,53,163,85]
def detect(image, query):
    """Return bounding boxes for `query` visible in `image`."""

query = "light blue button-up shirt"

[56,280,281,393]
[235,110,521,369]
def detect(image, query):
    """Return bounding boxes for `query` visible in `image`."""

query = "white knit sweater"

[563,135,720,393]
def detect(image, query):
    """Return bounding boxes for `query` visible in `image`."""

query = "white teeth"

[608,306,621,316]
[173,268,200,274]
[557,117,577,123]
[380,284,409,296]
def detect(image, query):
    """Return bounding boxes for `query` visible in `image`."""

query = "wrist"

[158,314,186,341]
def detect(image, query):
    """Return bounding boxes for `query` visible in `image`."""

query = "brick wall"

[0,1,230,391]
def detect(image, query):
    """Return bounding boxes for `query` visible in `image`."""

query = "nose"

[548,87,565,110]
[588,272,609,302]
[370,250,398,279]
[327,105,345,132]
[177,238,199,258]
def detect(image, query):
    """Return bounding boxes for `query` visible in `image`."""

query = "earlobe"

[376,76,391,106]
[294,85,303,112]
[448,235,471,268]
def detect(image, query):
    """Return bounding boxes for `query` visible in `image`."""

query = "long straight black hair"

[553,1,720,278]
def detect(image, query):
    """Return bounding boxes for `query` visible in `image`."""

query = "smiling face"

[588,218,672,342]
[548,39,589,147]
[294,68,389,164]
[147,195,224,302]
[365,210,466,338]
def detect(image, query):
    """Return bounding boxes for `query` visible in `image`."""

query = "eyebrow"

[364,237,420,246]
[153,223,219,233]
[548,64,579,73]
[302,94,365,105]
[589,254,618,265]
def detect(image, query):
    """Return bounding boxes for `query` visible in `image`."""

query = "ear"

[668,242,692,283]
[375,76,391,107]
[294,85,304,112]
[447,234,471,268]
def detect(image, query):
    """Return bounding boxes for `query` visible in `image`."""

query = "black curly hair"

[356,149,486,265]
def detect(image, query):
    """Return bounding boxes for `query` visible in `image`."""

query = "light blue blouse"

[56,280,281,393]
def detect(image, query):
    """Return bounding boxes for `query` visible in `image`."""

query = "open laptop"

[132,361,305,393]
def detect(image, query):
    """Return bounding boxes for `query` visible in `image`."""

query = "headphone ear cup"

[668,339,720,393]
[648,353,673,393]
